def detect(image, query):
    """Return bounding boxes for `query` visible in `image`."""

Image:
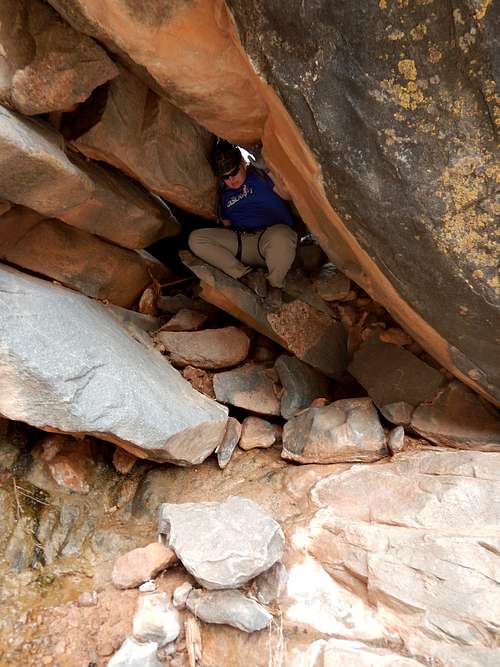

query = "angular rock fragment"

[0,0,117,115]
[214,364,281,416]
[158,496,284,589]
[113,447,137,475]
[312,264,351,301]
[348,337,445,424]
[107,637,162,667]
[157,327,250,369]
[73,64,216,218]
[275,354,332,419]
[0,266,228,464]
[239,417,277,450]
[253,561,288,605]
[32,435,94,494]
[161,309,208,332]
[0,207,168,307]
[216,417,242,469]
[112,543,176,590]
[182,366,215,399]
[387,426,405,456]
[282,398,387,464]
[411,381,500,451]
[173,582,193,610]
[181,251,348,378]
[186,589,272,632]
[133,593,180,646]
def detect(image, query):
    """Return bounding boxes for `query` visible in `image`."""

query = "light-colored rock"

[157,327,250,369]
[214,364,281,416]
[113,448,137,475]
[282,398,388,464]
[173,582,193,610]
[73,64,216,218]
[181,251,348,379]
[275,354,332,419]
[0,105,92,216]
[158,496,284,590]
[0,0,117,115]
[161,309,208,332]
[387,426,405,455]
[139,580,157,593]
[253,561,288,605]
[0,266,228,464]
[107,637,162,667]
[216,417,242,469]
[239,417,277,450]
[411,381,500,451]
[112,543,177,590]
[289,639,422,667]
[348,337,445,424]
[186,588,272,632]
[133,593,181,646]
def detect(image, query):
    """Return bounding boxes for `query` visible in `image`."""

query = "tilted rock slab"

[0,0,117,115]
[157,327,250,370]
[283,398,388,464]
[158,496,284,590]
[275,354,333,419]
[214,364,281,416]
[307,449,500,664]
[0,265,228,464]
[73,65,217,219]
[186,588,272,632]
[181,251,348,378]
[0,206,169,308]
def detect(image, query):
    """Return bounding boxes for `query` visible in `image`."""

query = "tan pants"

[188,224,297,288]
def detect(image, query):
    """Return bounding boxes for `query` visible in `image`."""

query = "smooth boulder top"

[0,265,228,464]
[158,496,284,590]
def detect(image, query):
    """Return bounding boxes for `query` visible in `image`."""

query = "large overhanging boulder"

[0,265,228,465]
[46,0,267,144]
[225,1,499,405]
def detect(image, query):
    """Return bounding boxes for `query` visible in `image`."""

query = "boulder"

[239,417,277,450]
[410,381,500,451]
[214,364,281,416]
[132,593,181,646]
[282,398,388,464]
[0,0,117,115]
[0,266,228,464]
[181,251,348,379]
[275,354,333,419]
[216,417,242,469]
[161,309,208,332]
[107,638,162,667]
[228,0,500,406]
[186,589,272,633]
[348,337,445,424]
[112,543,177,590]
[46,0,266,143]
[158,496,284,590]
[157,327,250,369]
[72,64,217,218]
[0,207,169,308]
[0,105,93,216]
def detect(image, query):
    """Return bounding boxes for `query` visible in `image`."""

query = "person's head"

[212,140,246,189]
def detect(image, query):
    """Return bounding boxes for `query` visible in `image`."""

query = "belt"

[235,229,266,262]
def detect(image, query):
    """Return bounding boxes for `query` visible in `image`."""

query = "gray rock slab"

[411,381,500,451]
[158,496,284,589]
[216,417,242,469]
[213,364,281,416]
[157,327,250,369]
[107,638,162,667]
[275,354,333,419]
[282,398,388,464]
[348,337,445,424]
[0,265,228,464]
[186,588,272,632]
[181,251,348,378]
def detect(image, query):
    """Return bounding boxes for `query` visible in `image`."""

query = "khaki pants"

[188,224,297,288]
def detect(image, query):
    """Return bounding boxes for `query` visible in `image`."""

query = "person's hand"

[220,218,231,228]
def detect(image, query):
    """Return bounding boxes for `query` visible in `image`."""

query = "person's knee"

[188,228,211,254]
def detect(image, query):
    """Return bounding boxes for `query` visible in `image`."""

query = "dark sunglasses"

[221,164,240,180]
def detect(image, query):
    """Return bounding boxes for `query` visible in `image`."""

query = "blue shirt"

[221,169,295,232]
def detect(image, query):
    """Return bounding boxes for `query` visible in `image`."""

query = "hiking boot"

[240,269,268,298]
[264,286,283,311]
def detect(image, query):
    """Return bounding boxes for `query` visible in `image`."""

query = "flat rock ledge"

[0,265,228,465]
[158,496,284,590]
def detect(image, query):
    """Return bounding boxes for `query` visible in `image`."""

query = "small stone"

[107,637,162,667]
[138,287,158,317]
[113,447,138,475]
[139,580,157,593]
[182,366,215,398]
[157,326,250,369]
[387,426,405,455]
[216,417,242,469]
[186,588,272,632]
[77,590,98,607]
[213,363,281,416]
[239,417,277,450]
[173,582,193,609]
[161,308,208,332]
[112,542,177,589]
[133,593,181,646]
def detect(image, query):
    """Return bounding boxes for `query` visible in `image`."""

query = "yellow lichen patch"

[379,0,387,9]
[410,23,427,40]
[388,30,405,41]
[453,8,465,24]
[428,46,442,63]
[473,0,491,20]
[398,59,417,80]
[381,77,426,110]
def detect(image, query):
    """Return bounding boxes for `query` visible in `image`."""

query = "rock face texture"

[227,0,500,405]
[0,0,117,115]
[158,496,284,589]
[0,266,228,464]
